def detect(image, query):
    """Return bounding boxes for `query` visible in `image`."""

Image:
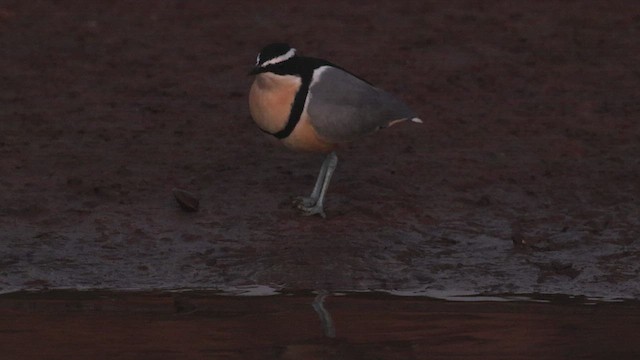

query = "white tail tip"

[411,117,423,123]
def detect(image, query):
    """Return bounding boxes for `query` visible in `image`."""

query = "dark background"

[2,1,640,359]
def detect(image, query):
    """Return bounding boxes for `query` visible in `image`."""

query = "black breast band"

[254,57,334,140]
[259,72,312,139]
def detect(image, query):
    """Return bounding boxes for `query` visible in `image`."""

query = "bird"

[248,43,421,218]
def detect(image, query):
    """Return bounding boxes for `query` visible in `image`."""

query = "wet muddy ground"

[1,1,640,357]
[2,0,639,299]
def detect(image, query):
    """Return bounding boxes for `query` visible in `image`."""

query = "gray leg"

[297,152,338,218]
[294,153,332,208]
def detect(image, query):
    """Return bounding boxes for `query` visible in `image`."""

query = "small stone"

[173,188,199,212]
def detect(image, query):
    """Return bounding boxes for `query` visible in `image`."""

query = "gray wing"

[307,66,415,143]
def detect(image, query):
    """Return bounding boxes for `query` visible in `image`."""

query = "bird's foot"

[296,203,326,218]
[293,196,326,218]
[292,196,317,208]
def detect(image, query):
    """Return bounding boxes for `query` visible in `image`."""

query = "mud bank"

[1,1,639,298]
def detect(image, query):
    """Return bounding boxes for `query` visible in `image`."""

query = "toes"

[297,204,326,218]
[293,196,316,207]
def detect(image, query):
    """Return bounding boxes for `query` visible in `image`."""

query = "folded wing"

[306,66,416,143]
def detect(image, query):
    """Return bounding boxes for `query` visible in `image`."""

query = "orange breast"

[249,73,335,153]
[249,73,299,134]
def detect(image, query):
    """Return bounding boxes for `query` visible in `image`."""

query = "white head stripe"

[261,48,296,67]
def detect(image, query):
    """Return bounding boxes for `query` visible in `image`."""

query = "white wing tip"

[411,117,423,124]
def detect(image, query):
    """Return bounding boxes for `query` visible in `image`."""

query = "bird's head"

[249,43,296,75]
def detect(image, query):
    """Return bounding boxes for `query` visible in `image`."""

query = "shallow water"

[1,290,639,359]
